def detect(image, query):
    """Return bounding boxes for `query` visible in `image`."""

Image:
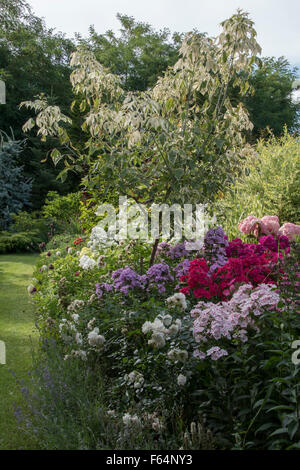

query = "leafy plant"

[21,9,261,263]
[215,131,300,239]
[0,132,32,230]
[0,230,40,253]
[42,191,82,234]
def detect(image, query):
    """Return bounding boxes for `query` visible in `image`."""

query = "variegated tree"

[21,9,261,261]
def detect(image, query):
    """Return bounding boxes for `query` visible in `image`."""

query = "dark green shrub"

[10,211,50,238]
[0,230,41,253]
[0,211,53,253]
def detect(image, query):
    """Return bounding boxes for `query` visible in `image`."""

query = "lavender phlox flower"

[206,346,228,360]
[96,282,114,299]
[158,241,190,259]
[174,259,190,279]
[204,227,228,273]
[191,283,280,360]
[147,263,174,293]
[167,242,190,259]
[112,266,147,296]
[157,241,171,255]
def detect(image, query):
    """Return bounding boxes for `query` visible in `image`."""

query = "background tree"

[0,0,79,209]
[2,1,298,215]
[83,14,182,92]
[243,57,299,137]
[0,132,32,229]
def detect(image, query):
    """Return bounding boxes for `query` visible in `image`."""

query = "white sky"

[27,0,300,66]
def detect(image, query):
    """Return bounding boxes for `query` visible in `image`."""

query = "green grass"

[0,254,39,450]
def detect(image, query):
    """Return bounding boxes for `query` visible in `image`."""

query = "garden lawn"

[0,254,39,450]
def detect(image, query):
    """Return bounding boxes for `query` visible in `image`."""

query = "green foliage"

[22,137,81,211]
[0,230,40,253]
[1,2,298,214]
[45,233,84,253]
[16,339,214,450]
[42,191,82,234]
[0,132,32,229]
[244,57,299,137]
[0,202,81,254]
[79,197,102,234]
[23,10,261,223]
[0,0,80,209]
[215,132,300,239]
[10,211,48,235]
[85,14,181,92]
[0,210,54,253]
[78,187,121,234]
[0,0,74,136]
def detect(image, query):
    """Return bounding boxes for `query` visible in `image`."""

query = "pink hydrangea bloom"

[278,223,300,241]
[261,216,280,236]
[238,216,268,238]
[238,216,260,235]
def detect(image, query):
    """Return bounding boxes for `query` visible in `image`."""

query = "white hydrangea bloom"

[87,317,97,330]
[79,255,97,270]
[177,374,187,386]
[168,349,188,362]
[142,318,167,335]
[71,313,80,323]
[75,332,83,344]
[67,299,85,313]
[122,413,141,427]
[142,314,184,348]
[142,321,153,334]
[166,292,187,310]
[148,332,165,349]
[151,318,168,335]
[125,370,144,389]
[88,328,105,347]
[73,350,87,361]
